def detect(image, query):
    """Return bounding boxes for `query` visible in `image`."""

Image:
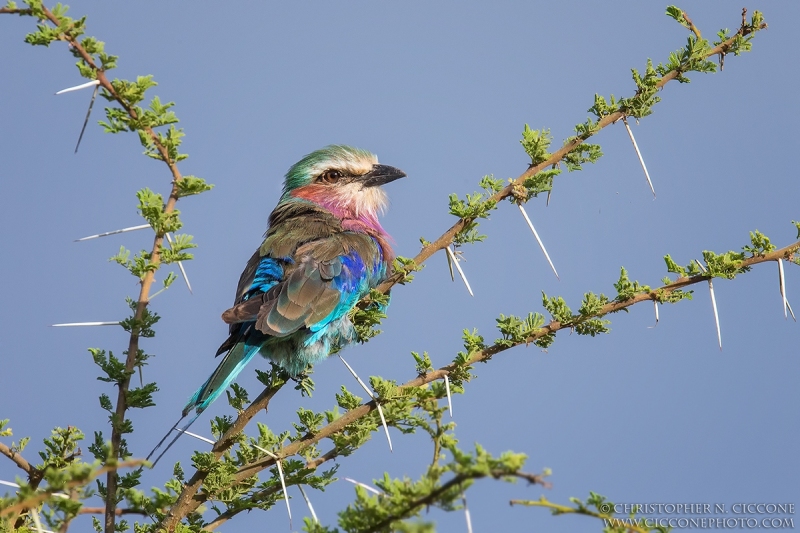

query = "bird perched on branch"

[148,145,405,463]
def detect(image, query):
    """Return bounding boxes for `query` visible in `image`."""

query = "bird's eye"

[319,170,343,184]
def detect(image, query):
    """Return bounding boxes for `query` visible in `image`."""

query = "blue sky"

[1,2,798,532]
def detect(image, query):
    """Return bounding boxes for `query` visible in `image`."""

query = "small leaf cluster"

[526,491,670,533]
[449,329,483,385]
[663,254,703,278]
[137,188,181,235]
[495,312,545,348]
[714,9,766,56]
[742,230,776,257]
[619,59,662,118]
[613,268,651,302]
[520,124,552,166]
[351,289,390,343]
[391,255,422,284]
[575,292,612,336]
[176,175,214,198]
[333,444,527,533]
[0,426,100,533]
[448,176,500,245]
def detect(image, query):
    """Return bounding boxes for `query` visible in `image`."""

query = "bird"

[147,145,406,464]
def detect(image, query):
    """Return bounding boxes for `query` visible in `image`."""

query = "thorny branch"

[376,12,767,296]
[159,240,799,530]
[6,5,190,532]
[0,460,144,519]
[202,448,340,532]
[0,442,37,480]
[362,469,549,533]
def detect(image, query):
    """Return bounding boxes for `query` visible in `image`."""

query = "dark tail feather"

[146,412,201,467]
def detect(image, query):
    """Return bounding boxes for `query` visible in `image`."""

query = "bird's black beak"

[360,164,407,188]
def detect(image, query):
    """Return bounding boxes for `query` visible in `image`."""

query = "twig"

[0,442,36,478]
[0,460,144,518]
[682,10,702,39]
[78,507,148,516]
[511,496,650,533]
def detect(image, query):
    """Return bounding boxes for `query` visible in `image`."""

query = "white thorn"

[695,260,708,274]
[622,116,656,199]
[546,189,552,207]
[148,286,168,301]
[462,493,473,533]
[276,457,291,528]
[253,444,292,528]
[708,280,722,351]
[648,300,659,329]
[694,260,721,350]
[778,259,789,319]
[338,355,392,452]
[0,480,67,504]
[343,477,384,496]
[446,247,455,282]
[446,246,474,296]
[787,300,797,322]
[74,224,150,242]
[444,374,453,417]
[175,428,215,445]
[375,403,393,452]
[297,485,319,524]
[165,233,193,294]
[51,321,120,327]
[517,204,560,280]
[55,79,100,95]
[30,508,45,533]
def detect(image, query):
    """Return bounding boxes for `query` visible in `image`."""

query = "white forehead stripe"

[308,152,378,178]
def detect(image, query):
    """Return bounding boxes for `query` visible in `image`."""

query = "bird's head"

[281,145,406,220]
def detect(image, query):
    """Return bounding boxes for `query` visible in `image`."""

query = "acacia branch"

[0,441,36,479]
[78,507,148,516]
[0,460,144,518]
[202,447,339,532]
[363,468,546,533]
[376,13,766,296]
[160,239,798,528]
[0,7,32,14]
[13,6,188,532]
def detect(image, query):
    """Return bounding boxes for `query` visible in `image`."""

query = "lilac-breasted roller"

[148,145,405,462]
